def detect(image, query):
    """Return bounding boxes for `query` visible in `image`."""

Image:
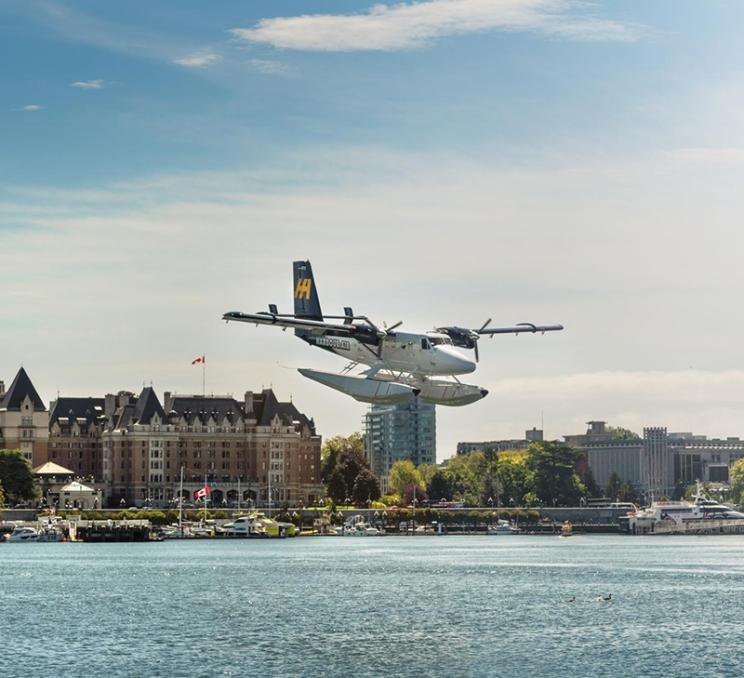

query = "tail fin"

[293,260,323,320]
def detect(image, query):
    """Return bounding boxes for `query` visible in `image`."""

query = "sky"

[3,0,744,460]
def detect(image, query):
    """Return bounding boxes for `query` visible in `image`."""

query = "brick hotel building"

[1,367,323,508]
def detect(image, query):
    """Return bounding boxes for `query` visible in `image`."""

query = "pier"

[70,519,153,542]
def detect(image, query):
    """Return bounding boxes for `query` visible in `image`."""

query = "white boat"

[343,515,382,536]
[626,484,744,533]
[7,526,40,542]
[487,519,521,535]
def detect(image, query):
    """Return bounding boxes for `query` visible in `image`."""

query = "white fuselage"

[309,331,476,376]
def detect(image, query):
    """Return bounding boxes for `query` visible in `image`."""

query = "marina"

[3,535,744,678]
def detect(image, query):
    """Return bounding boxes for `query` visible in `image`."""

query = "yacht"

[624,484,744,533]
[487,519,521,535]
[343,515,382,536]
[6,526,40,542]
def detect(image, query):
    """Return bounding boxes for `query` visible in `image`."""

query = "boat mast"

[178,465,184,537]
[204,472,208,523]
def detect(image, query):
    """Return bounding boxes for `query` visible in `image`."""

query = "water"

[2,535,744,677]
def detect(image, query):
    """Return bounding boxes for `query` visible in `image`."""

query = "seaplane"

[222,261,563,407]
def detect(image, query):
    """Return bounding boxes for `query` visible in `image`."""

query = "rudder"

[293,260,323,320]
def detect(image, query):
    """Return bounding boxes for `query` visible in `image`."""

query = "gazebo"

[33,462,76,508]
[58,480,101,510]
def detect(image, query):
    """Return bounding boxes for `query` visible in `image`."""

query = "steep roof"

[33,461,76,476]
[59,480,96,493]
[1,367,45,411]
[49,397,105,425]
[256,389,314,433]
[132,387,165,425]
[168,395,245,425]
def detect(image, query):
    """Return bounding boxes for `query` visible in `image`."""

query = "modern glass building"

[364,398,436,487]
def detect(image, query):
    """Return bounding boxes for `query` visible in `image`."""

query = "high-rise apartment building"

[364,398,436,487]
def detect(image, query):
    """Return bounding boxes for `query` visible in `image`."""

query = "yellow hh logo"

[295,278,312,300]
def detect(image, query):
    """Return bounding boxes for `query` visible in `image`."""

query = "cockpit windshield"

[428,336,453,346]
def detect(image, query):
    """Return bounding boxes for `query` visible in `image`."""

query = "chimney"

[164,391,172,411]
[0,380,4,397]
[104,393,118,419]
[244,391,254,415]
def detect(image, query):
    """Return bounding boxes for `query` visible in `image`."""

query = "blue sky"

[3,1,744,458]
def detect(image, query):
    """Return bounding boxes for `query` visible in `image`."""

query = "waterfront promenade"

[3,536,743,677]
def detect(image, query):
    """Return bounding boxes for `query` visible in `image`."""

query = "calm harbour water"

[2,535,744,678]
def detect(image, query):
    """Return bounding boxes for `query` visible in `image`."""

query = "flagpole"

[202,357,206,396]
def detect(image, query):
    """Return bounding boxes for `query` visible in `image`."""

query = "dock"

[70,519,153,542]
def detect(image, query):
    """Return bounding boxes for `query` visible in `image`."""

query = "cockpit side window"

[421,338,430,350]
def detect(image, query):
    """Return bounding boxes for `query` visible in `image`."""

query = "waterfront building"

[364,398,436,490]
[0,367,49,465]
[565,420,744,498]
[57,480,102,510]
[642,427,673,499]
[456,428,543,455]
[48,396,106,480]
[102,387,323,507]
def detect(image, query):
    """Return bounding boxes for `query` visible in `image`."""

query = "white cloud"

[17,104,43,112]
[229,0,641,52]
[3,145,744,456]
[173,51,221,68]
[71,79,105,89]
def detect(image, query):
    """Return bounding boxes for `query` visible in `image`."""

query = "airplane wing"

[222,311,377,337]
[435,321,563,361]
[477,323,564,335]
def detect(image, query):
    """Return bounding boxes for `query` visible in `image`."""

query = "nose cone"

[480,389,489,399]
[440,347,476,375]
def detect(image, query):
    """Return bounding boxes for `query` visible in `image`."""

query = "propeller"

[384,320,403,332]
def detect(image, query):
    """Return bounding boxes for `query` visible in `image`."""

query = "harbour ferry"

[621,484,744,534]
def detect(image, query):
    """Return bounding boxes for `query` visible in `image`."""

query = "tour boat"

[487,519,521,535]
[624,484,744,533]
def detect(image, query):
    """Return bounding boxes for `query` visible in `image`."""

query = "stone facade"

[102,388,323,507]
[0,368,49,466]
[48,397,106,481]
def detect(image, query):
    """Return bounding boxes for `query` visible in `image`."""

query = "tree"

[0,480,5,509]
[389,460,424,497]
[336,450,369,495]
[440,451,484,505]
[351,468,381,506]
[321,433,365,484]
[496,454,532,507]
[526,442,585,507]
[327,469,347,505]
[0,450,37,505]
[427,470,452,502]
[403,483,428,506]
[605,471,622,500]
[607,426,641,440]
[730,458,744,503]
[582,466,600,498]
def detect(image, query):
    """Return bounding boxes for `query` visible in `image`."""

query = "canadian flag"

[192,355,205,365]
[194,486,210,500]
